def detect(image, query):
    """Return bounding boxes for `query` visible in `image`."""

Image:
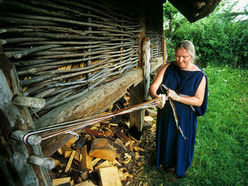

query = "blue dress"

[156,63,208,177]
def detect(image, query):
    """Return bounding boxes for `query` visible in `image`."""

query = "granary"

[0,0,220,185]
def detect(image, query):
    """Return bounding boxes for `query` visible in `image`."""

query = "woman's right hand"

[155,94,167,109]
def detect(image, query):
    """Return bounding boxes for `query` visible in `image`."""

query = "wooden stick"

[5,45,59,59]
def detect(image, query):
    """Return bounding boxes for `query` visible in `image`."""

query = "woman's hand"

[155,94,168,109]
[167,89,180,101]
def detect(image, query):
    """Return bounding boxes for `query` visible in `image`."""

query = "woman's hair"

[175,40,196,63]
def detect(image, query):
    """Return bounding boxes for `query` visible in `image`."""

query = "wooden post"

[162,36,167,64]
[0,47,51,185]
[129,82,145,135]
[142,37,151,100]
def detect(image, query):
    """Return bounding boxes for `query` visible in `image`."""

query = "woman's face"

[175,48,192,69]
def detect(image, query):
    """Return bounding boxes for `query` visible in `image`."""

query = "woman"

[149,40,208,178]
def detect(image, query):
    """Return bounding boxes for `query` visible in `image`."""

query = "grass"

[141,66,248,185]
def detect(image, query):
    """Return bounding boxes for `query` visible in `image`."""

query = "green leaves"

[163,0,248,68]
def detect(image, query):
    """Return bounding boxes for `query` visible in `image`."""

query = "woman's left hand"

[167,89,180,101]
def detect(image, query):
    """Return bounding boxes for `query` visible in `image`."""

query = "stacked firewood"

[51,120,145,186]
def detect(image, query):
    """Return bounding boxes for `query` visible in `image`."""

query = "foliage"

[142,66,248,185]
[163,0,248,68]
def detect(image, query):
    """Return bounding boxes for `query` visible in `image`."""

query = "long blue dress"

[156,63,208,177]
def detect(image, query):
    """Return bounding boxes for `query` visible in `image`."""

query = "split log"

[98,166,122,186]
[52,177,71,186]
[89,138,116,162]
[94,160,111,170]
[80,145,93,171]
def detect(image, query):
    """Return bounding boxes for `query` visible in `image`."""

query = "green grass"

[142,66,248,185]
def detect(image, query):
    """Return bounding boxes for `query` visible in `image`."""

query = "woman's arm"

[149,63,170,99]
[169,76,206,106]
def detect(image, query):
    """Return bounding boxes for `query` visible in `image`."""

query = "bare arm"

[177,76,206,106]
[149,63,170,99]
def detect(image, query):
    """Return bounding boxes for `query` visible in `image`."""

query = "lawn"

[139,66,248,185]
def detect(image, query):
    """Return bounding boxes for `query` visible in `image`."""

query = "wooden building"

[0,0,220,185]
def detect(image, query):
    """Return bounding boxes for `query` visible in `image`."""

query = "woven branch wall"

[0,0,163,120]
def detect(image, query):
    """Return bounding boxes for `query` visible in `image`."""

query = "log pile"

[50,121,146,186]
[0,0,141,120]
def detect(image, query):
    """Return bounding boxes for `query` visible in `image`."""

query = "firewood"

[103,127,113,137]
[92,158,101,167]
[58,145,72,158]
[114,138,127,153]
[116,131,130,143]
[80,145,93,171]
[135,152,140,160]
[52,177,71,186]
[64,150,72,159]
[83,128,105,137]
[65,150,76,173]
[130,136,140,143]
[113,159,121,167]
[74,180,97,186]
[124,153,131,159]
[80,171,89,181]
[109,123,118,127]
[89,138,116,162]
[129,141,134,151]
[134,146,145,152]
[74,150,82,162]
[65,136,77,148]
[94,160,111,170]
[98,166,122,186]
[122,158,131,165]
[120,172,129,181]
[65,135,86,173]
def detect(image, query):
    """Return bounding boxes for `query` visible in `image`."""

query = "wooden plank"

[98,166,122,186]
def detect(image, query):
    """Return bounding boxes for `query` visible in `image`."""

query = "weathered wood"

[162,36,167,64]
[36,68,143,128]
[0,49,51,185]
[40,59,163,156]
[12,95,46,108]
[142,37,151,100]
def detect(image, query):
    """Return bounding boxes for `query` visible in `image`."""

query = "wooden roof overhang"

[168,0,221,22]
